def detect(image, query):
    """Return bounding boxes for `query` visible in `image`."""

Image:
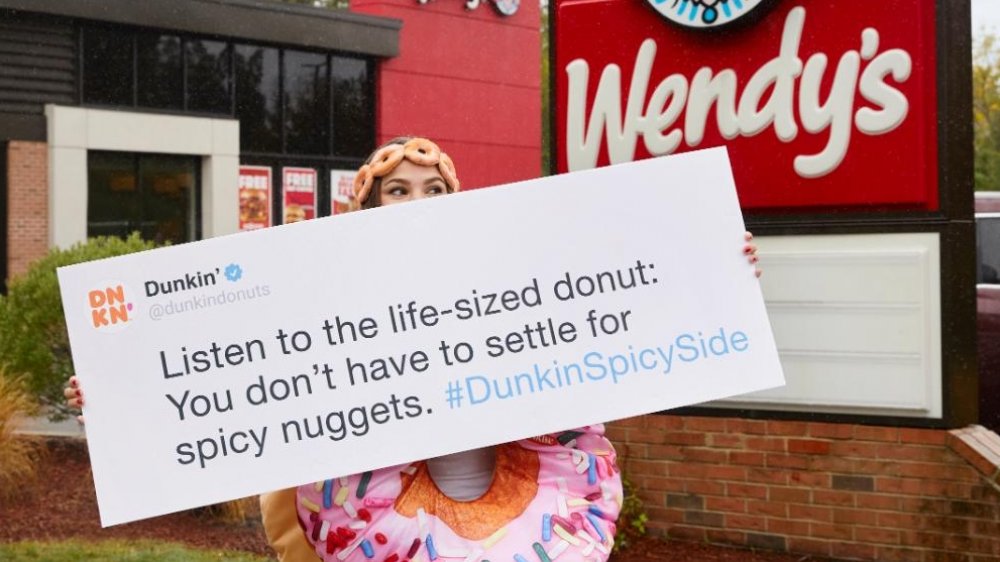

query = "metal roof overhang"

[0,0,401,57]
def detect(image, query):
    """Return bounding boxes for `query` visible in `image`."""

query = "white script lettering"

[564,6,912,179]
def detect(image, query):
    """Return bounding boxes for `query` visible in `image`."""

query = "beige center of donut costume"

[259,140,623,562]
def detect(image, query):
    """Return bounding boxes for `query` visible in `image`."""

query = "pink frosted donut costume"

[294,426,623,562]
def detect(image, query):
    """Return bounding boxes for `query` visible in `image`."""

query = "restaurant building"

[0,0,540,291]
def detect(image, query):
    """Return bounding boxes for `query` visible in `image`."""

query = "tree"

[974,34,1000,191]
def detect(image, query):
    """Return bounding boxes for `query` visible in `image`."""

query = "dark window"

[82,27,134,105]
[234,44,281,153]
[284,50,329,155]
[979,216,1000,285]
[88,151,200,245]
[79,28,375,159]
[186,39,231,114]
[137,34,183,110]
[332,56,374,157]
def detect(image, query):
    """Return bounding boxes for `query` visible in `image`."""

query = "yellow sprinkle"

[568,498,590,507]
[554,525,581,546]
[483,526,508,548]
[314,481,324,492]
[300,496,321,513]
[334,486,350,506]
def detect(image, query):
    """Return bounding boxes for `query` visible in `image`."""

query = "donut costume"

[261,139,623,561]
[261,426,623,562]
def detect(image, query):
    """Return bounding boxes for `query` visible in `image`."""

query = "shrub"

[0,233,158,419]
[0,368,43,499]
[612,471,649,553]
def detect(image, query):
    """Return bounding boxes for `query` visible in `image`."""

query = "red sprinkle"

[311,521,322,541]
[585,492,602,501]
[551,514,578,534]
[326,534,338,554]
[358,508,373,522]
[337,526,357,540]
[406,538,421,558]
[375,533,388,545]
[309,512,320,522]
[384,554,399,562]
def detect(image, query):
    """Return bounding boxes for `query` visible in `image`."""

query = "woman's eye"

[387,186,408,197]
[427,185,445,195]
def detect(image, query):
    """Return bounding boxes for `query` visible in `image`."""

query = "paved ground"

[18,413,85,437]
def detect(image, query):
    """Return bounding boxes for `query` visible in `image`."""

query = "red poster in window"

[282,167,317,224]
[239,166,272,231]
[553,0,939,212]
[330,169,356,215]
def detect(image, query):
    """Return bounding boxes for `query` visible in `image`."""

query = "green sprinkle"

[356,471,372,499]
[533,542,552,562]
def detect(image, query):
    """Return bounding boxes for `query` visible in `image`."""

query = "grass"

[0,368,42,499]
[0,540,272,561]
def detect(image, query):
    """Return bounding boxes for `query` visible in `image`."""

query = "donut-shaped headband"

[353,138,460,204]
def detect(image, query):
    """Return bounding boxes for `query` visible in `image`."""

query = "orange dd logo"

[88,284,133,329]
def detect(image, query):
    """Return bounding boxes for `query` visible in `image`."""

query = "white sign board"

[58,147,784,527]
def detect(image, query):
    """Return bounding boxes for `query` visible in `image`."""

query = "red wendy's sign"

[553,0,939,211]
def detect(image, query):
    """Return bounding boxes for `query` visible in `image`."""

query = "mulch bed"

[1,438,841,561]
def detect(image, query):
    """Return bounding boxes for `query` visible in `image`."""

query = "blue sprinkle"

[587,453,597,486]
[586,513,607,542]
[361,539,375,559]
[322,479,333,509]
[588,506,606,519]
[542,513,552,542]
[426,535,439,561]
[514,555,530,562]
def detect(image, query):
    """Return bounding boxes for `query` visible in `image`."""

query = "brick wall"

[6,141,48,279]
[609,415,1000,561]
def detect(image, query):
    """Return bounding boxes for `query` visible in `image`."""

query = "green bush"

[0,233,158,419]
[612,471,649,553]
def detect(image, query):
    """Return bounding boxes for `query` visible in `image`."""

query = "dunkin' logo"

[647,0,768,29]
[88,284,134,330]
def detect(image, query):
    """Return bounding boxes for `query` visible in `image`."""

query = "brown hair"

[357,136,457,210]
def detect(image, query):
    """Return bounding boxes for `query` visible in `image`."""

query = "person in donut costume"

[258,137,631,562]
[65,137,761,562]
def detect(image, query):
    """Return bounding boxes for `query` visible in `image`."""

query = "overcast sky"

[973,0,1000,39]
